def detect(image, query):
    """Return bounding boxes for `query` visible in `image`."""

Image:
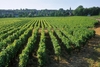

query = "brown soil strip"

[94,19,100,35]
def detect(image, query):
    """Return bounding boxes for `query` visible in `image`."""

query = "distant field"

[92,15,100,19]
[0,16,98,67]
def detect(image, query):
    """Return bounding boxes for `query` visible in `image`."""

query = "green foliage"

[0,24,33,67]
[0,17,97,67]
[37,28,47,66]
[73,5,100,16]
[19,27,38,67]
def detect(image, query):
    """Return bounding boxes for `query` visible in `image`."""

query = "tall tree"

[73,5,84,16]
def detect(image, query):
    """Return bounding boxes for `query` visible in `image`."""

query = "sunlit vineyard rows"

[0,17,97,67]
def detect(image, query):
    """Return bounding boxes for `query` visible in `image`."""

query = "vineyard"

[0,16,98,67]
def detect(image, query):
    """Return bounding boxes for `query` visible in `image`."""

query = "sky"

[0,0,100,10]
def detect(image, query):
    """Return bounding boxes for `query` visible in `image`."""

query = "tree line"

[0,5,100,18]
[0,8,72,18]
[73,5,100,16]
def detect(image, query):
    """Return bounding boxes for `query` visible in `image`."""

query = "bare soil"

[94,19,100,35]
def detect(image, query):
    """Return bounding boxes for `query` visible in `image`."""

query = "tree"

[73,5,84,16]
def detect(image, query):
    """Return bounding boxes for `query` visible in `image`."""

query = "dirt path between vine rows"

[47,19,100,67]
[94,19,100,35]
